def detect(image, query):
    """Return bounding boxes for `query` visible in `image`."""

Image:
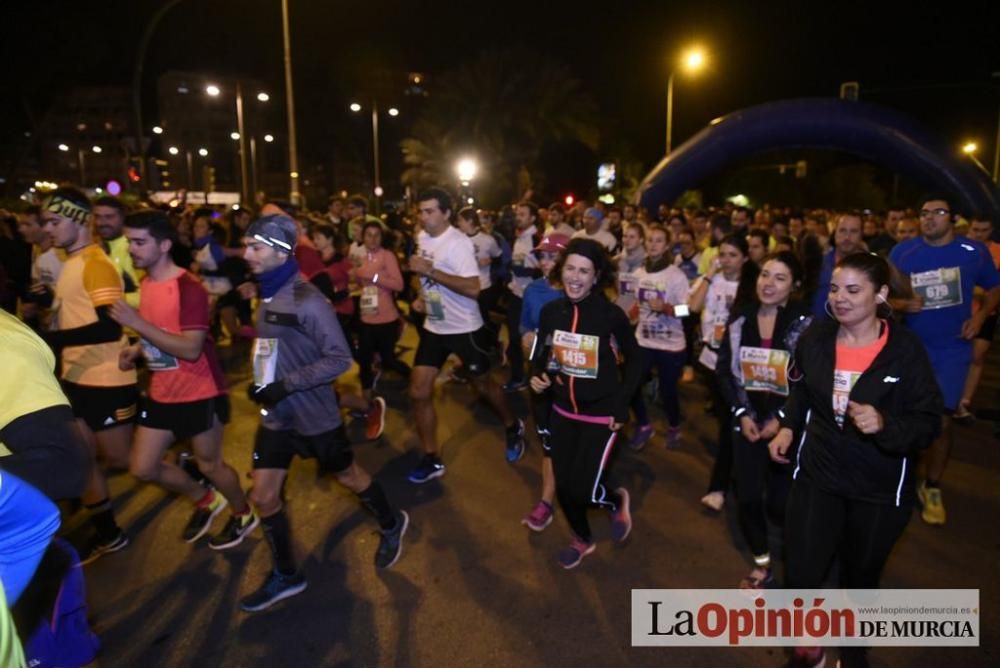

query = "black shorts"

[138,394,231,441]
[413,326,495,376]
[252,424,354,472]
[61,381,139,432]
[975,312,998,342]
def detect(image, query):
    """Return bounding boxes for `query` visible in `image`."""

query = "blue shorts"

[925,344,971,412]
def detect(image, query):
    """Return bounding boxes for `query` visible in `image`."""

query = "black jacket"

[533,292,644,423]
[778,318,943,506]
[717,300,813,423]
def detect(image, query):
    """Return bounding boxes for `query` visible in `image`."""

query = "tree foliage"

[401,48,599,206]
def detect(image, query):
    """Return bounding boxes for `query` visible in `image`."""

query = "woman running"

[529,239,644,568]
[716,250,812,588]
[519,234,569,531]
[687,233,756,511]
[769,252,942,668]
[628,224,691,450]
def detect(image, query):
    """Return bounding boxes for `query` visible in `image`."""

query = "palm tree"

[401,48,599,205]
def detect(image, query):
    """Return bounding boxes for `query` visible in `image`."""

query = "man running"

[889,195,1000,525]
[39,186,135,562]
[241,213,408,612]
[109,210,258,548]
[405,188,526,483]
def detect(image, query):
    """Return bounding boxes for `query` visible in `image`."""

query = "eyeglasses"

[919,208,950,218]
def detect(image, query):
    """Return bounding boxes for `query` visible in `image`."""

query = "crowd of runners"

[1,185,998,667]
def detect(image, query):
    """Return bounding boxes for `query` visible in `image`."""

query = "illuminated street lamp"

[350,101,401,210]
[91,145,103,154]
[256,92,270,102]
[205,84,221,97]
[231,132,241,140]
[198,147,208,157]
[152,125,163,135]
[168,146,180,155]
[264,134,274,143]
[666,46,709,155]
[58,144,69,152]
[962,141,988,172]
[455,158,478,183]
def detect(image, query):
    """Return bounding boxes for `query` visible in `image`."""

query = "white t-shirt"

[32,247,63,292]
[572,228,617,253]
[469,231,501,290]
[700,275,739,348]
[634,264,690,352]
[508,225,540,298]
[416,225,483,335]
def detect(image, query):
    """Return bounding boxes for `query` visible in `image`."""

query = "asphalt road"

[76,326,1000,667]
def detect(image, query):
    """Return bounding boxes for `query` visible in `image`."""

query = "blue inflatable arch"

[636,98,1000,220]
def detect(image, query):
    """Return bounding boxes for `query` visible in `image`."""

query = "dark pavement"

[75,325,1000,667]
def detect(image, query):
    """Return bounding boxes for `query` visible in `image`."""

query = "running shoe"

[558,538,596,569]
[240,570,308,612]
[208,510,261,550]
[365,396,386,441]
[665,425,682,449]
[918,481,946,525]
[375,510,409,569]
[628,424,654,451]
[183,491,228,543]
[610,488,632,542]
[522,501,554,532]
[407,455,446,484]
[79,530,129,566]
[505,419,526,464]
[502,378,528,393]
[739,567,776,590]
[700,491,725,512]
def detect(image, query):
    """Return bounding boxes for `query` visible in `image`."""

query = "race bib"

[639,321,674,343]
[552,329,600,379]
[425,290,445,321]
[140,339,179,371]
[739,346,791,395]
[637,280,665,304]
[361,285,379,315]
[709,311,727,348]
[911,267,963,310]
[253,338,279,386]
[832,368,862,427]
[618,272,638,297]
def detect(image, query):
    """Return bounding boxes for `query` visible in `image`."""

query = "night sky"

[3,0,998,180]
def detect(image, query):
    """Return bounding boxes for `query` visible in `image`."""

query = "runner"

[241,213,408,611]
[15,205,62,332]
[613,222,646,318]
[109,209,258,548]
[39,186,135,562]
[352,219,411,440]
[406,188,526,482]
[687,233,755,511]
[716,251,812,588]
[0,309,89,500]
[770,252,943,668]
[888,195,1000,525]
[627,224,691,450]
[456,207,503,344]
[529,238,644,568]
[519,234,569,531]
[503,201,541,392]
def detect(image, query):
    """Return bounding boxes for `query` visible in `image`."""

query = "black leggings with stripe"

[550,410,623,542]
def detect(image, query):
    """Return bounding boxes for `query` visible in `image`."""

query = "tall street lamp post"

[666,47,708,156]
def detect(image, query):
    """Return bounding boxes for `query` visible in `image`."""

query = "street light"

[455,157,478,182]
[92,146,103,154]
[168,146,180,156]
[205,84,221,97]
[231,132,241,140]
[256,92,270,102]
[350,101,401,211]
[152,126,163,135]
[962,141,988,172]
[58,144,69,152]
[666,46,708,155]
[264,134,274,143]
[198,147,209,157]
[205,82,268,203]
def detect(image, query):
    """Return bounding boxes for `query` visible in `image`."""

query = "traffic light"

[203,166,216,193]
[150,159,170,189]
